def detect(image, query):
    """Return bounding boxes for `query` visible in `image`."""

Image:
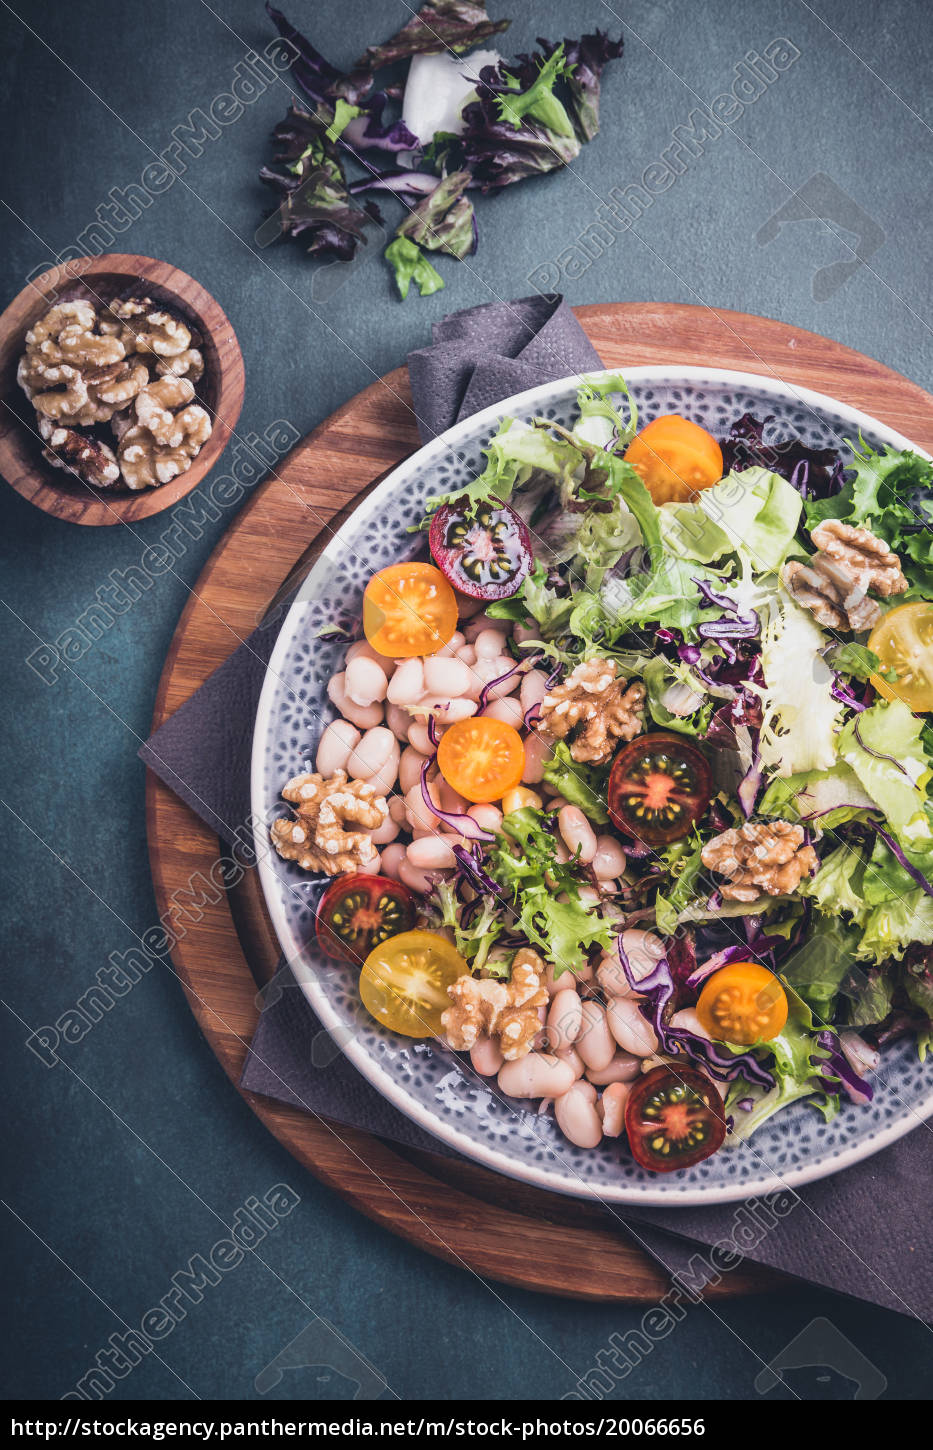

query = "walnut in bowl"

[0,253,244,525]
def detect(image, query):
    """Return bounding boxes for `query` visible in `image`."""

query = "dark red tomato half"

[624,1065,727,1173]
[315,874,415,966]
[429,496,533,600]
[608,732,712,847]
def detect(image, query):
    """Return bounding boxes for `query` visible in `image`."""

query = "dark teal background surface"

[2,0,931,1403]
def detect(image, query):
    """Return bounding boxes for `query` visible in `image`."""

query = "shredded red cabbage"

[817,1030,873,1105]
[477,658,526,712]
[852,717,911,777]
[419,757,493,842]
[617,936,775,1087]
[452,843,499,895]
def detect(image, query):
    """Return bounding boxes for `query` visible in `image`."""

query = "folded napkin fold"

[141,296,932,1322]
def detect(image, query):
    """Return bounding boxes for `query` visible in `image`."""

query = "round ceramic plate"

[251,365,932,1206]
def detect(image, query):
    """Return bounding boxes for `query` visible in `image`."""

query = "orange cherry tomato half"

[625,1065,727,1172]
[624,414,724,504]
[359,930,466,1038]
[867,601,933,714]
[436,716,525,804]
[363,562,458,658]
[695,961,788,1046]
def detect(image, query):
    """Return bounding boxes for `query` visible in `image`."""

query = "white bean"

[519,669,548,712]
[595,955,638,998]
[370,813,400,846]
[521,732,552,784]
[389,796,408,825]
[482,656,521,701]
[606,996,659,1057]
[497,1052,576,1100]
[397,857,447,895]
[670,1007,712,1041]
[547,989,583,1051]
[592,835,628,881]
[483,696,525,728]
[387,657,425,706]
[543,959,591,997]
[347,727,395,783]
[621,929,667,985]
[345,638,395,676]
[467,803,502,833]
[435,630,465,658]
[558,805,597,865]
[475,627,510,659]
[385,701,414,740]
[406,835,457,870]
[513,622,541,645]
[438,779,469,814]
[577,1000,616,1072]
[456,643,477,666]
[585,1052,643,1086]
[424,656,470,697]
[554,1081,603,1149]
[399,745,430,795]
[405,780,440,830]
[327,673,383,730]
[378,843,406,881]
[599,1082,630,1138]
[430,697,477,724]
[345,655,388,707]
[554,1045,586,1079]
[469,1035,504,1077]
[455,593,486,620]
[315,719,361,777]
[407,720,435,755]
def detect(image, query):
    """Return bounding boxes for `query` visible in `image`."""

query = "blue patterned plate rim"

[251,366,932,1206]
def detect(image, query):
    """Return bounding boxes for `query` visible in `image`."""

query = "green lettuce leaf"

[800,842,871,924]
[779,915,861,1018]
[726,990,837,1144]
[384,236,445,299]
[758,763,877,828]
[541,742,610,824]
[857,890,933,963]
[836,699,933,849]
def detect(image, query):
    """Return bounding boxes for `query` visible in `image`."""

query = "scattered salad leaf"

[396,169,476,258]
[354,0,510,70]
[384,236,446,298]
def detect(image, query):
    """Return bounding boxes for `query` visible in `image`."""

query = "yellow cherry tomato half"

[696,962,788,1046]
[363,562,458,658]
[868,601,933,714]
[359,930,466,1038]
[437,716,525,804]
[624,414,724,504]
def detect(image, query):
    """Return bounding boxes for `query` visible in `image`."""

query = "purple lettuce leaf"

[353,0,510,71]
[719,413,846,500]
[266,3,372,106]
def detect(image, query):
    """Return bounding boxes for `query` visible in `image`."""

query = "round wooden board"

[146,302,933,1301]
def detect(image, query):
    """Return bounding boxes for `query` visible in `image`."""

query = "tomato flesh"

[429,497,533,600]
[624,415,724,505]
[437,716,525,804]
[363,562,458,658]
[316,874,415,965]
[696,961,788,1045]
[625,1065,726,1172]
[868,601,933,713]
[359,930,466,1038]
[608,732,712,846]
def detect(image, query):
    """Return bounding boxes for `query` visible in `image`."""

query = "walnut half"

[442,948,548,1061]
[536,657,646,765]
[271,769,388,876]
[701,821,818,902]
[784,519,907,632]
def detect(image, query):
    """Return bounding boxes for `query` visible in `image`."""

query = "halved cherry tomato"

[436,716,525,804]
[868,601,933,713]
[624,415,724,504]
[363,562,458,658]
[608,732,712,846]
[696,961,788,1045]
[359,930,466,1038]
[316,874,415,965]
[429,497,533,600]
[625,1064,727,1172]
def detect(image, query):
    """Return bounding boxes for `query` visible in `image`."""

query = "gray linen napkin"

[140,296,932,1320]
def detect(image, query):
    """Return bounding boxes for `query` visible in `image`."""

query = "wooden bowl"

[0,253,245,526]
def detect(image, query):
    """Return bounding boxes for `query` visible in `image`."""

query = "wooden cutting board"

[146,301,933,1300]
